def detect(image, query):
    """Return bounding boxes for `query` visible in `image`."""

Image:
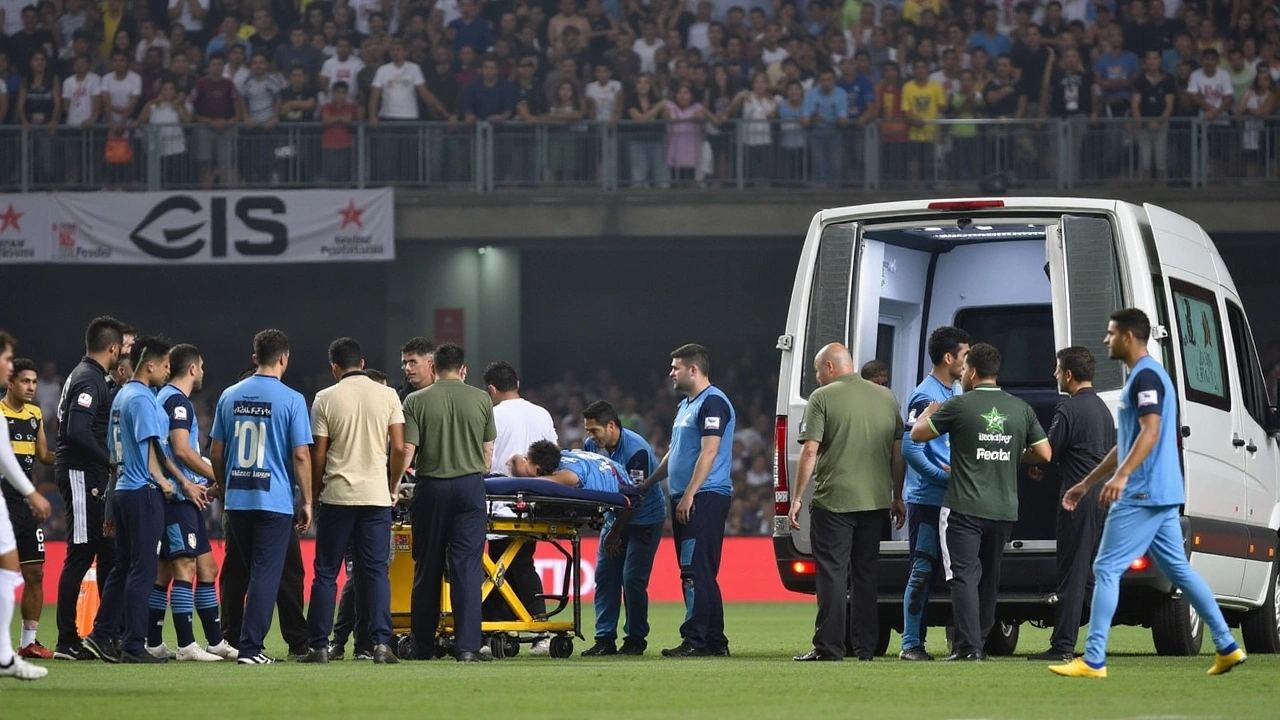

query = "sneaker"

[899,646,934,661]
[121,649,167,664]
[176,643,223,662]
[237,653,277,665]
[206,641,239,661]
[53,642,96,661]
[1026,649,1075,662]
[84,634,121,664]
[1207,648,1247,676]
[581,640,617,657]
[0,656,49,680]
[661,641,711,658]
[529,638,551,657]
[618,639,646,656]
[18,641,54,660]
[478,645,493,659]
[352,647,374,661]
[1048,657,1107,678]
[146,642,177,660]
[327,644,346,661]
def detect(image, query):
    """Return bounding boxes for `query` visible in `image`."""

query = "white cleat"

[206,641,239,661]
[530,638,551,657]
[146,642,178,660]
[176,643,222,662]
[0,655,50,680]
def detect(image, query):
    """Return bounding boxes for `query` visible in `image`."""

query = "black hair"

[208,51,227,63]
[670,343,711,376]
[927,326,972,365]
[130,335,172,370]
[400,336,434,356]
[582,400,620,429]
[331,80,349,93]
[966,342,1002,378]
[527,439,562,476]
[1110,308,1152,343]
[169,343,202,377]
[1056,346,1096,382]
[0,330,13,355]
[328,337,362,370]
[10,358,36,378]
[253,329,290,366]
[860,359,889,380]
[366,369,389,384]
[238,365,257,381]
[483,361,519,392]
[433,343,465,372]
[85,316,129,354]
[1201,47,1220,59]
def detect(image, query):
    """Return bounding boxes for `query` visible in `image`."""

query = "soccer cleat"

[1049,658,1107,678]
[1207,648,1247,676]
[237,653,276,665]
[899,646,934,661]
[529,638,551,657]
[206,641,239,660]
[581,640,617,657]
[146,642,177,660]
[176,643,222,662]
[661,641,712,657]
[0,655,49,680]
[19,641,55,660]
[84,634,121,664]
[53,642,96,661]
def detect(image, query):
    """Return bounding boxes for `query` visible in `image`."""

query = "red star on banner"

[0,204,23,233]
[338,200,365,230]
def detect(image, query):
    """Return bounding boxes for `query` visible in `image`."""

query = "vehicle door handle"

[1246,440,1258,453]
[1232,435,1246,448]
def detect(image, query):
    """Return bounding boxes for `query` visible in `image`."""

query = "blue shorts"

[163,500,211,559]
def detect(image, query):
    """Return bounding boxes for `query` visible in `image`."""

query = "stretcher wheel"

[549,637,573,659]
[504,637,520,657]
[395,634,413,660]
[487,636,507,660]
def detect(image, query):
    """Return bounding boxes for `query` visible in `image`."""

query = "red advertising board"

[33,537,803,604]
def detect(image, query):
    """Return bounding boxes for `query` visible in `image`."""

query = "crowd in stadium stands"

[1,0,1279,187]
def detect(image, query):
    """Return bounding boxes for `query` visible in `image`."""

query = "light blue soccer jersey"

[668,385,735,497]
[158,384,206,490]
[1116,355,1184,507]
[557,449,630,493]
[109,380,167,492]
[211,375,313,515]
[584,427,664,525]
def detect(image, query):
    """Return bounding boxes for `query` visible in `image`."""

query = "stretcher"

[389,478,640,659]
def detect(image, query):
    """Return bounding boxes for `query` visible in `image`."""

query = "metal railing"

[0,116,1275,192]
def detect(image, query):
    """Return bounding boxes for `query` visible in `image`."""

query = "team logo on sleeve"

[907,409,918,423]
[704,416,721,430]
[77,392,93,408]
[174,406,188,420]
[1137,390,1159,408]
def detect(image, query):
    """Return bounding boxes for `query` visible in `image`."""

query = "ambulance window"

[1226,302,1268,427]
[801,222,855,398]
[953,305,1055,386]
[1170,279,1230,412]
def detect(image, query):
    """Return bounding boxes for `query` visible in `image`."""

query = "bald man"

[790,344,906,662]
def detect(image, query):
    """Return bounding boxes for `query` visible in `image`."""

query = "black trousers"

[409,475,486,656]
[1049,483,1104,652]
[332,549,371,652]
[946,511,1012,656]
[219,517,308,655]
[482,538,547,621]
[810,507,884,659]
[55,465,116,648]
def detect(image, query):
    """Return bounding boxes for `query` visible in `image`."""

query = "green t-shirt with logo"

[927,385,1047,522]
[799,373,904,513]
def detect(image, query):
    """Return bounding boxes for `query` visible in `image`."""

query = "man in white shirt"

[319,35,365,104]
[1187,47,1234,123]
[481,360,557,655]
[632,19,664,75]
[584,62,623,122]
[686,1,714,53]
[368,38,447,181]
[101,50,141,127]
[168,0,210,46]
[62,54,100,184]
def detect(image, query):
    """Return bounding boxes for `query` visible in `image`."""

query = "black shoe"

[372,644,399,665]
[328,644,346,661]
[899,646,934,661]
[236,653,277,665]
[121,649,167,664]
[581,640,617,657]
[84,634,121,664]
[1026,649,1075,662]
[456,651,492,663]
[942,652,985,662]
[53,642,96,661]
[661,642,712,658]
[352,646,374,661]
[617,639,647,656]
[793,650,842,662]
[297,647,330,664]
[707,645,731,657]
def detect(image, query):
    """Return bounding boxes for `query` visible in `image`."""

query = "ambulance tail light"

[774,415,789,517]
[927,200,1005,211]
[791,560,817,575]
[1128,556,1151,572]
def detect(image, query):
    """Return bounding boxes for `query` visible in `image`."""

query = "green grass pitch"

[4,602,1275,719]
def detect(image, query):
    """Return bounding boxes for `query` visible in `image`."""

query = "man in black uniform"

[397,337,434,401]
[53,316,130,661]
[1027,346,1115,661]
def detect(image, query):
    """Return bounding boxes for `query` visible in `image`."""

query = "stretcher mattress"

[483,477,639,510]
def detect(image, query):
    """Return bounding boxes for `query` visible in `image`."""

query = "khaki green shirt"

[928,385,1047,522]
[798,373,904,513]
[402,379,497,479]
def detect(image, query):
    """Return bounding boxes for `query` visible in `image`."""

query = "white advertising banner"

[0,194,53,263]
[42,188,394,264]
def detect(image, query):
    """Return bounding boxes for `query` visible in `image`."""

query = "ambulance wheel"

[487,636,507,660]
[1151,594,1204,656]
[504,636,521,657]
[983,620,1021,657]
[549,637,574,658]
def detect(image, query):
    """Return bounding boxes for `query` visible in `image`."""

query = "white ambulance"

[772,198,1280,656]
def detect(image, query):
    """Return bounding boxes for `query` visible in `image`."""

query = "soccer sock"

[21,620,38,648]
[171,581,196,648]
[195,581,224,646]
[1220,641,1241,655]
[0,569,23,665]
[148,584,169,647]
